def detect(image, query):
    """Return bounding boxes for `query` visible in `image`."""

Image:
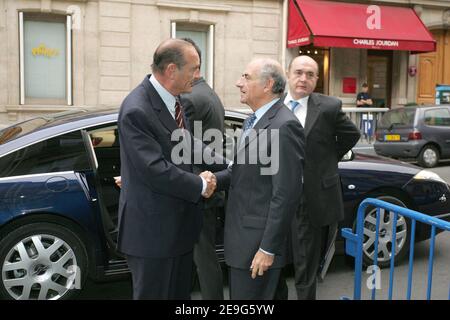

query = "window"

[424,108,450,127]
[379,108,416,127]
[19,12,72,105]
[0,131,90,178]
[89,125,119,149]
[171,22,214,88]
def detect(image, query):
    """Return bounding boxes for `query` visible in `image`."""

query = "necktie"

[175,98,186,129]
[240,113,257,146]
[242,113,257,133]
[290,100,300,112]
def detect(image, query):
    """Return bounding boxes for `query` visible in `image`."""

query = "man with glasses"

[277,55,360,300]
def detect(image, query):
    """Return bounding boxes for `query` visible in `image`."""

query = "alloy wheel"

[422,148,438,167]
[362,208,408,263]
[2,234,79,300]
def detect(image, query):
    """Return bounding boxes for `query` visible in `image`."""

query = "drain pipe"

[281,0,288,69]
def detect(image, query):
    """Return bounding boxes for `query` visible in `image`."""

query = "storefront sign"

[352,39,399,48]
[32,44,60,58]
[287,0,435,53]
[287,37,310,46]
[436,85,450,105]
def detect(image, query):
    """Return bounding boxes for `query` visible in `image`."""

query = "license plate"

[385,134,400,141]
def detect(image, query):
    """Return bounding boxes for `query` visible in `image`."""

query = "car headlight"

[413,170,447,185]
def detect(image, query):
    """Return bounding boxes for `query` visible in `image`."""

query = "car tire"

[0,222,88,300]
[354,194,411,268]
[418,145,440,168]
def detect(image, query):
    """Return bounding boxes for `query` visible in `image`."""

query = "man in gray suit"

[277,55,360,300]
[180,38,225,300]
[215,58,305,299]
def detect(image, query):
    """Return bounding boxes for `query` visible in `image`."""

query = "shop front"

[286,0,437,108]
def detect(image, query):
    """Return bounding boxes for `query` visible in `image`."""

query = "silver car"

[374,105,450,167]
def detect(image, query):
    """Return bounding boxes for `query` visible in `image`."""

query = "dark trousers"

[193,206,224,300]
[276,204,328,300]
[229,267,281,300]
[126,251,193,300]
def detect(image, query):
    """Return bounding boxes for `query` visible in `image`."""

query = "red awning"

[287,0,436,53]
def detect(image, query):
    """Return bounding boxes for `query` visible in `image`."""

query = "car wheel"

[356,195,411,268]
[0,222,88,300]
[418,145,439,168]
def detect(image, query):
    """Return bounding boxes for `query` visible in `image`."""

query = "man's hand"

[250,250,274,279]
[114,176,122,188]
[200,171,216,198]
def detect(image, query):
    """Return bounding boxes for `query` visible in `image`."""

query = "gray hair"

[259,59,286,95]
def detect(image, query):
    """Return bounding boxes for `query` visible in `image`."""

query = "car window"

[223,117,243,160]
[88,125,119,148]
[0,130,91,178]
[424,108,450,127]
[0,110,88,145]
[379,108,416,128]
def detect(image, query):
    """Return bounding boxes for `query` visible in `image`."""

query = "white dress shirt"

[284,93,309,127]
[149,75,207,195]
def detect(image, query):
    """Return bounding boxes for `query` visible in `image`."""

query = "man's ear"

[265,78,275,93]
[166,63,177,79]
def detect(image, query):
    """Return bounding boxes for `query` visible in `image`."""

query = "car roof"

[0,107,119,153]
[0,107,248,156]
[389,104,450,111]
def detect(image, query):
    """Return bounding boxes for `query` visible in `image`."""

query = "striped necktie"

[175,98,186,129]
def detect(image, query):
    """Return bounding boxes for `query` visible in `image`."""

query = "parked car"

[0,108,449,300]
[374,105,450,167]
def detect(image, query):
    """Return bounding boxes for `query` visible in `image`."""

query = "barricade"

[343,107,389,143]
[342,198,450,300]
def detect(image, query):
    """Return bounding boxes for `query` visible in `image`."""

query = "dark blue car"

[0,108,449,300]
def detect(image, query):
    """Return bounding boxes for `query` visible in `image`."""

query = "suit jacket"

[181,77,226,209]
[299,92,360,227]
[216,100,305,269]
[181,77,225,135]
[117,75,226,258]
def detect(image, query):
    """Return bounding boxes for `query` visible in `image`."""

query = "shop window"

[19,12,72,105]
[171,22,214,88]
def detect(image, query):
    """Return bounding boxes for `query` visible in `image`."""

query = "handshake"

[200,171,217,199]
[113,172,217,198]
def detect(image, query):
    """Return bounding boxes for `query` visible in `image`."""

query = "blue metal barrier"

[342,198,450,300]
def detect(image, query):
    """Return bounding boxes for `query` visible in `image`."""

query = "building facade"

[0,0,449,127]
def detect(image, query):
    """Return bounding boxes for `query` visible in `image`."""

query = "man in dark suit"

[117,38,225,300]
[180,38,225,300]
[215,58,305,300]
[278,55,360,300]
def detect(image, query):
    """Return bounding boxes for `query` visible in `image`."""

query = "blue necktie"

[290,100,300,112]
[243,113,257,132]
[240,113,257,145]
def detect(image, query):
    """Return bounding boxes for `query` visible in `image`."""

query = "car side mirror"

[341,150,355,162]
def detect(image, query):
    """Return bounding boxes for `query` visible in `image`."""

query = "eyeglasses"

[293,70,317,80]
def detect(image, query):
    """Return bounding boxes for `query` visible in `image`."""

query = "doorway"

[416,29,450,105]
[297,45,330,95]
[367,51,392,108]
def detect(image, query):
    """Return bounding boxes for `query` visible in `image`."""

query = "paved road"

[78,146,450,300]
